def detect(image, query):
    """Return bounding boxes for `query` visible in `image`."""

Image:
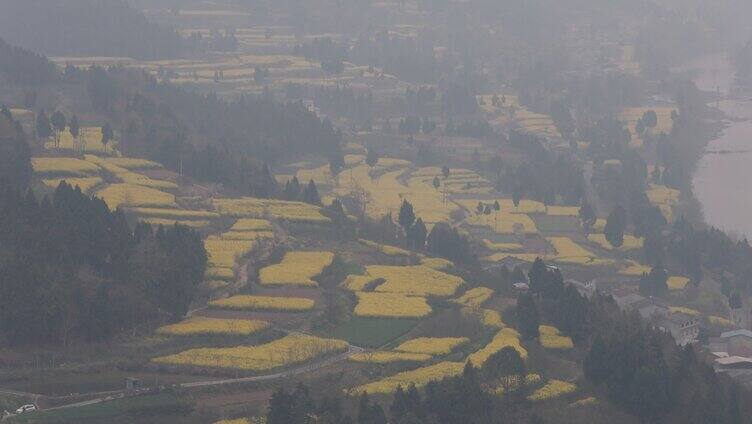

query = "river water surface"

[686,54,752,237]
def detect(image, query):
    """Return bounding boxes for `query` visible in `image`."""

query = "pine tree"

[579,198,597,232]
[50,110,66,147]
[512,186,522,207]
[69,115,81,149]
[36,109,52,140]
[303,179,321,205]
[398,199,416,232]
[101,123,114,152]
[517,292,540,340]
[366,149,378,167]
[284,176,302,200]
[407,218,427,250]
[605,205,626,248]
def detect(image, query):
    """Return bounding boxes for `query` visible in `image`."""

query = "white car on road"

[15,404,37,414]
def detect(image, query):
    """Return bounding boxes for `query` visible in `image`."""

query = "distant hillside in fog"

[0,0,184,60]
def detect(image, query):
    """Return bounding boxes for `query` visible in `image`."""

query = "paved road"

[0,343,363,418]
[180,344,363,388]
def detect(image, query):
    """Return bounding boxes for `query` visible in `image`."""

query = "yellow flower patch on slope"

[396,337,469,356]
[32,157,101,176]
[366,265,464,297]
[212,197,331,224]
[42,177,103,193]
[351,362,465,394]
[152,334,348,371]
[354,292,432,318]
[453,287,494,308]
[467,328,527,366]
[587,234,643,251]
[95,183,176,209]
[349,351,432,364]
[156,317,269,336]
[259,251,335,287]
[528,380,577,401]
[209,295,315,312]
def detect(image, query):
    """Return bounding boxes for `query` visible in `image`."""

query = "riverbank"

[676,53,752,238]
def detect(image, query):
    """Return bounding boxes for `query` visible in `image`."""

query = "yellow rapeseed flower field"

[204,237,255,269]
[620,106,675,135]
[95,183,177,209]
[350,361,465,394]
[212,197,331,224]
[230,219,274,232]
[547,237,615,267]
[152,334,348,371]
[349,351,432,364]
[455,199,546,215]
[545,206,579,216]
[42,177,103,193]
[669,306,700,316]
[454,287,494,308]
[618,260,651,276]
[116,172,178,190]
[341,274,378,291]
[86,155,177,189]
[492,374,542,394]
[295,164,332,187]
[155,317,269,337]
[101,157,162,170]
[358,239,411,257]
[259,251,334,287]
[709,316,734,327]
[538,325,574,349]
[209,295,315,312]
[466,212,539,235]
[482,240,524,252]
[220,230,275,241]
[645,184,679,222]
[396,337,469,356]
[647,184,680,205]
[480,309,506,328]
[366,265,464,297]
[569,397,598,408]
[126,207,219,220]
[419,257,454,271]
[667,276,690,290]
[142,218,211,228]
[354,292,432,318]
[203,280,229,290]
[482,253,541,263]
[44,127,111,153]
[334,164,459,225]
[587,234,643,251]
[32,157,101,176]
[409,168,492,195]
[467,328,527,366]
[528,380,577,401]
[206,267,234,281]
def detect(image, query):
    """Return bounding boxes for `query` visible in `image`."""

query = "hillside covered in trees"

[2,0,752,422]
[0,112,207,346]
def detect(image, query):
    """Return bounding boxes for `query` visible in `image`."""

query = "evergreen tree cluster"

[0,109,32,189]
[0,182,206,346]
[0,37,59,84]
[63,65,343,195]
[284,176,322,205]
